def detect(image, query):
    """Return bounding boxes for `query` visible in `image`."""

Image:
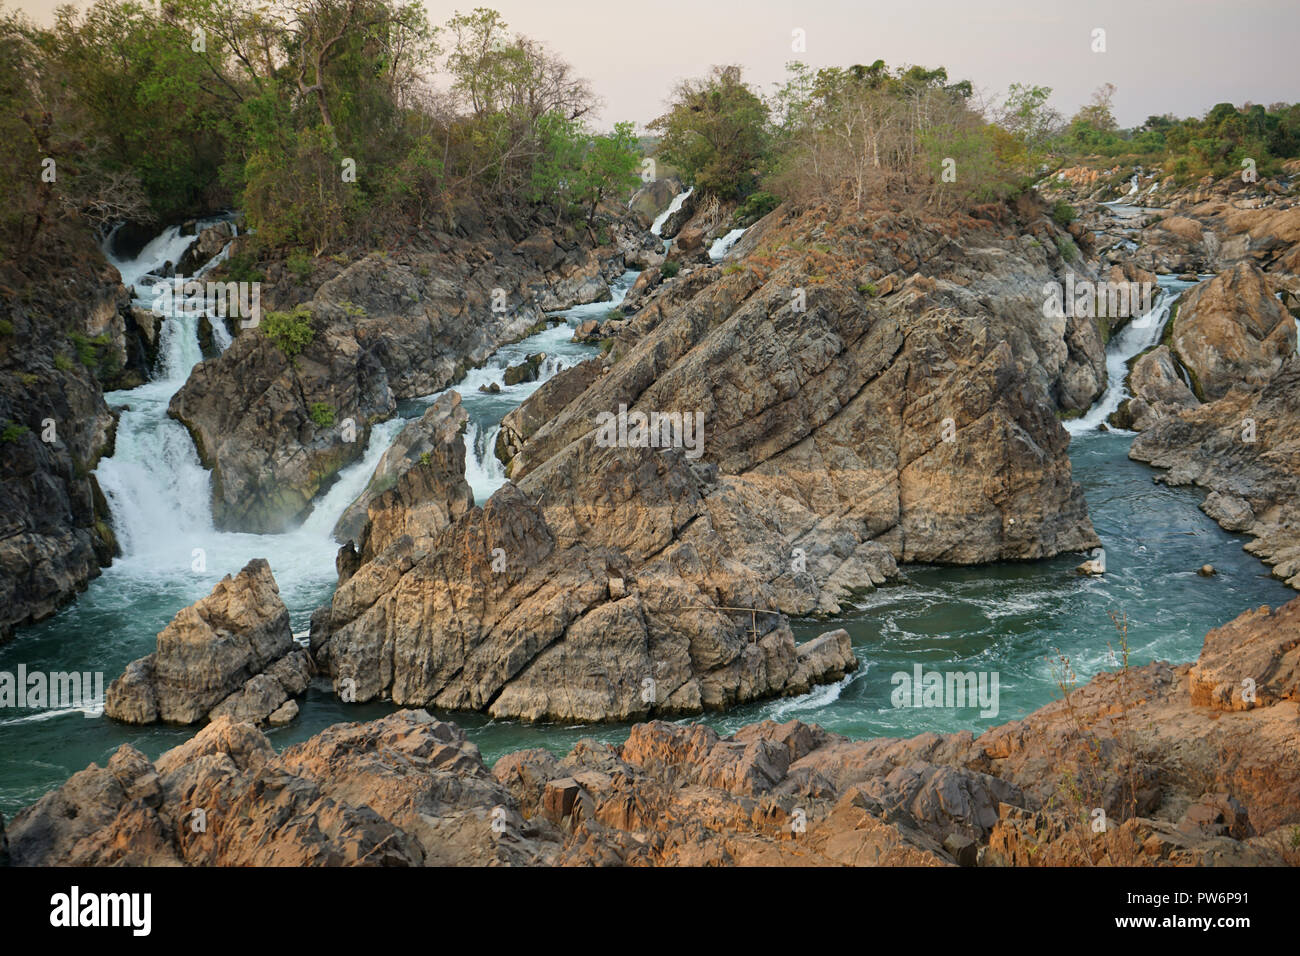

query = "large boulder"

[1111,344,1199,431]
[1170,261,1296,400]
[105,558,307,725]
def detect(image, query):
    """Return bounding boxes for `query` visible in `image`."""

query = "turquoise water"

[3,429,1291,817]
[1,254,1294,818]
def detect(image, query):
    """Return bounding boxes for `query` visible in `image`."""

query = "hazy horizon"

[8,0,1299,130]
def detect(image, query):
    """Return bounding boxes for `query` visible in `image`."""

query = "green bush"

[222,252,264,284]
[1,420,30,442]
[660,261,681,279]
[0,319,13,336]
[287,251,314,279]
[737,190,779,222]
[857,282,879,297]
[1052,201,1077,226]
[1055,235,1080,262]
[308,402,335,427]
[54,354,73,371]
[261,306,316,361]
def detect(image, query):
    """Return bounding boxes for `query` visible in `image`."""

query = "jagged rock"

[1170,261,1296,399]
[495,358,604,470]
[313,199,1102,722]
[1201,491,1254,531]
[168,215,624,534]
[267,699,299,726]
[1111,345,1199,431]
[573,319,601,342]
[503,352,547,386]
[16,595,1300,867]
[0,247,123,641]
[105,559,302,725]
[333,391,473,549]
[1131,356,1300,589]
[1188,600,1300,710]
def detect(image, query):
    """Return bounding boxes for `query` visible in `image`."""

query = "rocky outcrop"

[332,390,474,554]
[105,558,309,725]
[1169,261,1296,400]
[1131,355,1300,589]
[0,238,125,642]
[16,595,1300,866]
[1111,344,1199,431]
[626,178,681,229]
[169,215,627,533]
[495,357,604,465]
[311,198,1102,723]
[1037,164,1300,279]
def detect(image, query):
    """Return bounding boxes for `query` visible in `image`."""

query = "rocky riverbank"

[168,208,633,534]
[0,230,145,641]
[308,194,1110,723]
[8,593,1298,866]
[1037,164,1300,594]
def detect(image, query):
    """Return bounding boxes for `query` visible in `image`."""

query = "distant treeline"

[1000,81,1300,181]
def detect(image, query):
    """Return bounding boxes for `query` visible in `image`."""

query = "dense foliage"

[0,1,641,263]
[650,59,1019,213]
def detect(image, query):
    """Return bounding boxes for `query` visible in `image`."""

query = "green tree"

[649,64,769,200]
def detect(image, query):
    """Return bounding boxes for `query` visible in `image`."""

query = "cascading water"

[1065,275,1197,434]
[650,188,693,237]
[412,269,637,501]
[708,227,747,261]
[4,225,1296,818]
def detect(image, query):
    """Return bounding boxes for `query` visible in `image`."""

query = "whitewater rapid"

[1064,275,1197,435]
[93,229,628,621]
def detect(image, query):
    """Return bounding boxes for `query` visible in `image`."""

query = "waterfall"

[1065,276,1194,435]
[651,188,693,237]
[464,421,506,499]
[709,227,747,261]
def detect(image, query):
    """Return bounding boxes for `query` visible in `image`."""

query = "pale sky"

[11,0,1300,129]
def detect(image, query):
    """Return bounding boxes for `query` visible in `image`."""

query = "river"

[0,230,1292,817]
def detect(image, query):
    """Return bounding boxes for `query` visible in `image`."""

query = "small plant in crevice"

[308,402,335,428]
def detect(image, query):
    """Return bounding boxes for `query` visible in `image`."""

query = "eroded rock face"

[1170,261,1296,400]
[1131,355,1300,590]
[169,220,624,534]
[105,558,307,725]
[1111,344,1199,431]
[311,199,1100,723]
[17,595,1300,866]
[0,247,125,641]
[332,390,474,555]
